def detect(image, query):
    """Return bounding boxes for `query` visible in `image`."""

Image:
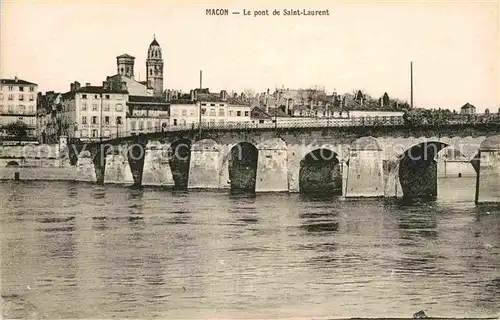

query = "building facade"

[60,81,128,141]
[0,77,38,141]
[169,100,252,128]
[461,103,476,115]
[126,95,169,134]
[37,91,62,144]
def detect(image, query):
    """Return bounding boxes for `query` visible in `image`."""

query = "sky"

[1,0,498,111]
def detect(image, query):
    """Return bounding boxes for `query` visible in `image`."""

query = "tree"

[242,88,255,101]
[3,121,28,141]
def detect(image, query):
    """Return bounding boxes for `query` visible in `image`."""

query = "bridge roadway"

[66,116,500,204]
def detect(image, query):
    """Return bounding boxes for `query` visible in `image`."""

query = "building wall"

[107,75,150,96]
[0,81,38,136]
[169,102,252,127]
[348,110,405,118]
[61,91,128,140]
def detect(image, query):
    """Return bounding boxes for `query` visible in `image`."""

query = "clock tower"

[146,36,164,97]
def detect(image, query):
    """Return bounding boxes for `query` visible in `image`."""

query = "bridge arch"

[6,161,19,167]
[398,141,450,200]
[225,141,259,192]
[299,148,342,195]
[168,138,192,190]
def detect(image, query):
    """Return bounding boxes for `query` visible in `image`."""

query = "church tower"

[146,36,164,97]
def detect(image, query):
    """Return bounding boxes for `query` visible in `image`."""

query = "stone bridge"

[67,123,500,204]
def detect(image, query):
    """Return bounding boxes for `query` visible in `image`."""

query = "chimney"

[85,82,91,87]
[70,83,75,91]
[14,76,18,82]
[265,98,269,113]
[74,81,81,91]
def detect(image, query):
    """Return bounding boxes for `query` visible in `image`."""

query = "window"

[237,111,241,116]
[19,94,24,101]
[81,130,88,137]
[104,116,110,124]
[201,103,207,106]
[29,86,34,92]
[104,104,110,111]
[19,86,24,92]
[181,109,187,116]
[91,116,97,124]
[210,103,215,106]
[201,108,206,115]
[218,119,224,124]
[229,110,233,116]
[116,95,122,100]
[209,108,216,116]
[18,105,25,113]
[105,94,110,100]
[8,94,13,100]
[94,95,98,99]
[139,121,144,130]
[147,121,152,129]
[8,105,14,113]
[91,129,98,137]
[29,95,34,101]
[8,86,13,91]
[81,103,87,111]
[116,116,122,125]
[131,121,136,130]
[92,104,98,111]
[219,108,225,116]
[244,111,249,116]
[82,116,87,124]
[219,104,224,106]
[82,94,87,99]
[28,106,34,113]
[0,105,3,113]
[0,93,3,100]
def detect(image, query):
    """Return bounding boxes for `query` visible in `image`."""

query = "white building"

[60,81,128,141]
[169,100,252,128]
[0,77,38,140]
[126,95,169,134]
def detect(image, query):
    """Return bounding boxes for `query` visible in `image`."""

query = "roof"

[461,102,475,109]
[1,78,37,86]
[250,107,272,120]
[128,95,168,104]
[62,86,128,99]
[117,54,135,59]
[267,107,291,118]
[150,38,160,47]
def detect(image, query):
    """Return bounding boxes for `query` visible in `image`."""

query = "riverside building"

[0,77,38,141]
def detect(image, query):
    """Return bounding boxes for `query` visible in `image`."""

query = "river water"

[1,178,499,319]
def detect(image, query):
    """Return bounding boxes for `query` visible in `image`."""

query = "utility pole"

[410,61,413,109]
[198,70,202,138]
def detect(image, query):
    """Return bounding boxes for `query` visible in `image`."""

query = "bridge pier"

[188,139,220,189]
[345,137,384,197]
[255,141,288,192]
[475,136,500,204]
[89,145,109,185]
[126,138,148,187]
[142,142,174,186]
[104,146,134,184]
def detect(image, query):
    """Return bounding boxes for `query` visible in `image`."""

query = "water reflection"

[1,181,499,319]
